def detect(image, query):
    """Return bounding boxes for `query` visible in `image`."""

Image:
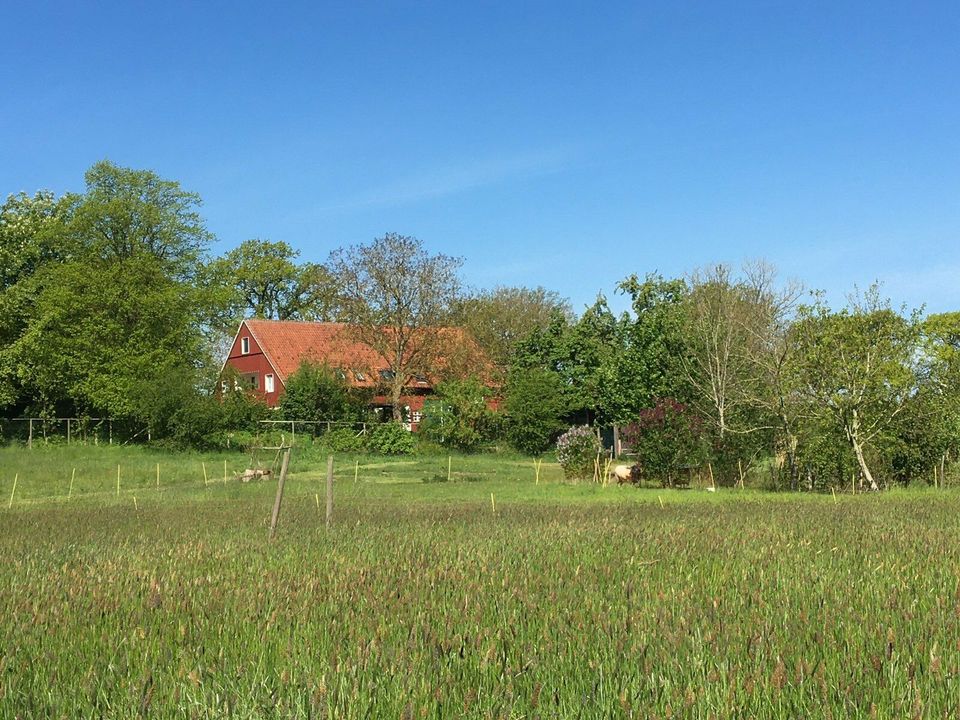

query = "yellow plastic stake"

[354,460,359,484]
[202,462,208,486]
[490,493,496,514]
[658,495,664,510]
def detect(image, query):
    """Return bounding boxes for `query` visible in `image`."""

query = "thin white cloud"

[315,147,575,214]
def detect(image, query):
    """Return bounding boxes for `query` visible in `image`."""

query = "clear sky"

[2,1,958,314]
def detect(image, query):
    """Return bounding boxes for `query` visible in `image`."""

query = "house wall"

[223,324,284,406]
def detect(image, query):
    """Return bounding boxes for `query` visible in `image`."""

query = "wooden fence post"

[326,455,334,528]
[28,419,33,449]
[269,448,292,540]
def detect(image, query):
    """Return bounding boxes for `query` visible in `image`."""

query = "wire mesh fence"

[0,418,148,447]
[255,420,370,447]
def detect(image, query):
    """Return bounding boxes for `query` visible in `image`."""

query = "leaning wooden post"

[8,474,18,509]
[326,455,334,528]
[69,468,75,500]
[116,465,121,496]
[447,456,452,483]
[156,463,160,489]
[354,460,359,484]
[223,459,228,484]
[202,462,208,486]
[269,448,292,540]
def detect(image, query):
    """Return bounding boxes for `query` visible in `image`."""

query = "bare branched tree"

[327,233,463,421]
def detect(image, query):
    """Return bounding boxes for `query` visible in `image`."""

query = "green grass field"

[1,445,958,718]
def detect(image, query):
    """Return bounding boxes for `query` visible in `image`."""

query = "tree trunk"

[390,379,404,422]
[779,414,799,492]
[848,411,879,491]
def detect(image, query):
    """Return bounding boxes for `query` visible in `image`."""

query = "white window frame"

[265,374,275,393]
[241,336,250,355]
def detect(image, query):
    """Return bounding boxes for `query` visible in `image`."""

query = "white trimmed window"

[241,336,250,355]
[265,374,275,393]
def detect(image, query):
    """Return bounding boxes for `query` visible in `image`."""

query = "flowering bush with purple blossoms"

[556,425,601,480]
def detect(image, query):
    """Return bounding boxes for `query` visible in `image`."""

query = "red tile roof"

[241,319,492,388]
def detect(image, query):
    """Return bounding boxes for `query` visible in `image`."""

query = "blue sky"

[2,1,958,314]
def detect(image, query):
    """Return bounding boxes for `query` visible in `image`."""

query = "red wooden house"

[220,319,495,428]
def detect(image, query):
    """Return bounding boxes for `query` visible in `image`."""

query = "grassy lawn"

[1,445,958,717]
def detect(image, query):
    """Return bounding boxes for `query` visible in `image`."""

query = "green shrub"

[278,361,367,422]
[420,378,496,452]
[368,422,415,455]
[319,427,367,453]
[556,425,601,480]
[413,437,448,456]
[622,398,708,488]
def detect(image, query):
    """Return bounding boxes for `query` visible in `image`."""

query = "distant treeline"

[2,162,957,489]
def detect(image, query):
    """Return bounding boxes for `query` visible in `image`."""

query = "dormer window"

[335,369,347,381]
[379,369,396,381]
[241,337,250,355]
[354,371,366,382]
[414,374,429,384]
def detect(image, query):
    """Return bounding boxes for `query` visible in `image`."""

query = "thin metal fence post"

[326,455,334,528]
[269,448,292,540]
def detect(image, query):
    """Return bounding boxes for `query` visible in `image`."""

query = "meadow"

[1,445,959,718]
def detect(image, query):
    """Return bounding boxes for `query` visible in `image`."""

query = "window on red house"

[241,337,250,355]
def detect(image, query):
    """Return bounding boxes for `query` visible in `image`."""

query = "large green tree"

[787,288,921,490]
[1,161,215,419]
[511,297,620,424]
[454,286,572,370]
[598,273,688,425]
[0,190,72,409]
[204,238,338,323]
